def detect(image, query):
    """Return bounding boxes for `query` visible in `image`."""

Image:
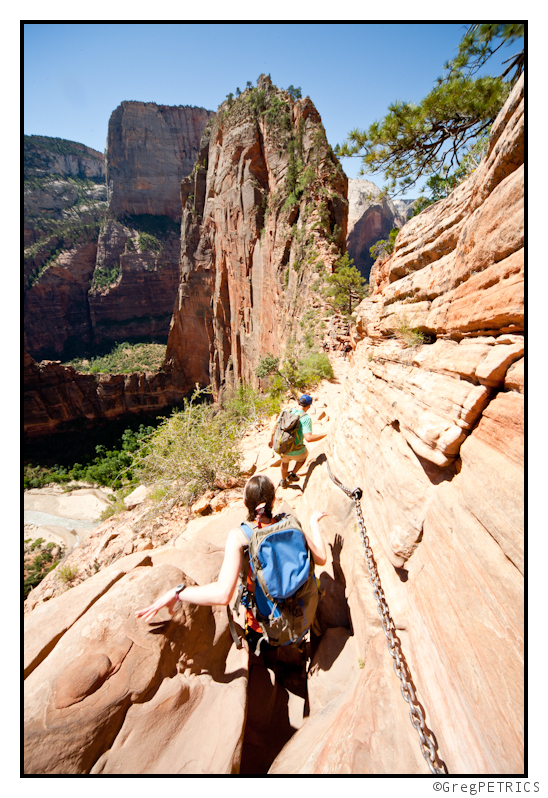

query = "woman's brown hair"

[244,475,275,522]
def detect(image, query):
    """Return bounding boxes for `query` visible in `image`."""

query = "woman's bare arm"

[134,527,247,622]
[304,511,328,566]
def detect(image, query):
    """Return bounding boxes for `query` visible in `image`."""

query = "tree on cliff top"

[336,24,524,196]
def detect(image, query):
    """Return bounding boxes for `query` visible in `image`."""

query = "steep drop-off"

[106,101,215,221]
[165,74,348,398]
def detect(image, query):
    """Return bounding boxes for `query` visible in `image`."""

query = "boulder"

[24,546,248,774]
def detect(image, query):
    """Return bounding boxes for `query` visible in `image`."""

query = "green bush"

[138,232,161,253]
[90,263,120,290]
[369,227,400,261]
[391,315,426,347]
[132,387,242,505]
[284,350,334,391]
[65,342,166,375]
[24,537,66,599]
[24,423,154,491]
[222,383,281,427]
[57,563,79,584]
[256,346,334,396]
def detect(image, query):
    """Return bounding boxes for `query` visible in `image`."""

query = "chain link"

[326,458,449,775]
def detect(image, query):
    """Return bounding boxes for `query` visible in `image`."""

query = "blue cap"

[299,394,313,406]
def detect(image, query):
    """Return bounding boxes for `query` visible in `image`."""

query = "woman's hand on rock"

[135,588,179,622]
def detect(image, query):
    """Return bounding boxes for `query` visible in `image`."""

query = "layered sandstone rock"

[87,217,181,350]
[165,75,348,398]
[23,352,186,439]
[346,178,410,279]
[270,75,525,774]
[24,241,99,359]
[24,135,106,181]
[24,136,107,253]
[106,102,216,221]
[24,550,248,774]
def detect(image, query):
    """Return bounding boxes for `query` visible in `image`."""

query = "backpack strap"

[240,522,254,540]
[226,606,243,649]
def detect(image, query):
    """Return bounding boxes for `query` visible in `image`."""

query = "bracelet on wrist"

[175,583,186,599]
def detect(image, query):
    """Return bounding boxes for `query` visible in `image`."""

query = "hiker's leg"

[280,460,290,480]
[291,452,308,474]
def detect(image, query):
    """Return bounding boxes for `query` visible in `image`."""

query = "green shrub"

[24,535,67,599]
[288,351,334,390]
[138,232,161,253]
[257,346,334,396]
[369,227,400,261]
[391,315,426,347]
[57,563,79,584]
[65,342,166,375]
[25,423,154,491]
[132,387,242,505]
[222,383,281,427]
[90,263,120,290]
[30,538,44,550]
[99,486,134,521]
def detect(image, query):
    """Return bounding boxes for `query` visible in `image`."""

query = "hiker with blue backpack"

[269,394,326,489]
[135,475,327,658]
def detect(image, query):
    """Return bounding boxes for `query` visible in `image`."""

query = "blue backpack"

[228,513,319,653]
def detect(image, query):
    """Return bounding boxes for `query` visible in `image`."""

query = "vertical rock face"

[346,178,410,280]
[24,136,108,359]
[165,75,348,398]
[24,104,214,363]
[106,102,216,221]
[86,215,182,350]
[275,75,524,774]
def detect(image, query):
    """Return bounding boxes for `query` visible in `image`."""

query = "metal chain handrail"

[325,458,449,775]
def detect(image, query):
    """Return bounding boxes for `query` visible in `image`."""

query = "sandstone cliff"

[346,178,411,280]
[106,102,216,221]
[24,104,214,363]
[274,73,524,774]
[24,135,106,182]
[24,76,524,775]
[164,75,348,398]
[24,351,185,440]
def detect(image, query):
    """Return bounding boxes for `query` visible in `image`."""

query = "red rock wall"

[274,75,524,774]
[165,75,348,399]
[24,242,99,360]
[24,352,186,439]
[106,102,216,221]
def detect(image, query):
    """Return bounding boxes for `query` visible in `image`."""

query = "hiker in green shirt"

[269,394,326,488]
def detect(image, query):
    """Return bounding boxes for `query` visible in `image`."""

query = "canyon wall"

[106,102,215,221]
[272,74,524,774]
[24,351,185,439]
[346,178,410,279]
[24,105,214,363]
[164,75,348,398]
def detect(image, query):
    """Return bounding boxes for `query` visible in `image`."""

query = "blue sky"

[23,22,523,199]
